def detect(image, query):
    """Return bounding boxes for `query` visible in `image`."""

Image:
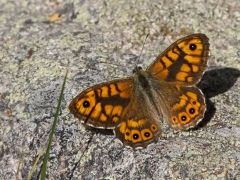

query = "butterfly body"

[69,33,210,150]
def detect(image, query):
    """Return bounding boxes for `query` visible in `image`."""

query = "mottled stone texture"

[0,0,240,179]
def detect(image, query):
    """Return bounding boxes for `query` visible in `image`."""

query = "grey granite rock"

[0,0,240,179]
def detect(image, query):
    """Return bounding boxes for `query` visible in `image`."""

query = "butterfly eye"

[189,44,197,51]
[133,66,143,74]
[83,100,90,108]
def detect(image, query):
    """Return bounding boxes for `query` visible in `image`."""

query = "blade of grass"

[27,147,45,180]
[15,150,24,180]
[40,70,68,180]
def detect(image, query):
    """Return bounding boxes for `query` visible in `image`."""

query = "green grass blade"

[15,151,24,180]
[40,70,68,180]
[27,147,44,180]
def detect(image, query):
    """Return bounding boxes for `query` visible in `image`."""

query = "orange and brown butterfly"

[69,33,210,150]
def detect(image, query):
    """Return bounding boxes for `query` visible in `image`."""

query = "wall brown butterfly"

[69,33,210,150]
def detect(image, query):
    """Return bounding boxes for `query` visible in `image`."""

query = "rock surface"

[0,0,240,179]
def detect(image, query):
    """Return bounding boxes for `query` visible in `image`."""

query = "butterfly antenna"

[137,33,149,66]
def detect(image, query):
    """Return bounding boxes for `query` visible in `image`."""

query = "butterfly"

[69,33,210,150]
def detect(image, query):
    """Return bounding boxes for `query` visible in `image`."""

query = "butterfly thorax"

[133,66,151,90]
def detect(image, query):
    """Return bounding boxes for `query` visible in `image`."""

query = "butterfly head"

[133,66,143,74]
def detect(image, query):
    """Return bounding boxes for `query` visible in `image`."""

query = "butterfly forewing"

[69,78,134,128]
[146,34,210,85]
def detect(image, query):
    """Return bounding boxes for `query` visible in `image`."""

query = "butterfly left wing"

[69,77,162,149]
[69,78,134,129]
[146,33,210,85]
[114,94,162,149]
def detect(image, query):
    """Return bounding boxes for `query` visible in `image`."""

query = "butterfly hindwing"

[154,84,206,130]
[115,96,162,149]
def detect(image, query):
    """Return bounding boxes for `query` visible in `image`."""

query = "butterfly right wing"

[146,34,210,85]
